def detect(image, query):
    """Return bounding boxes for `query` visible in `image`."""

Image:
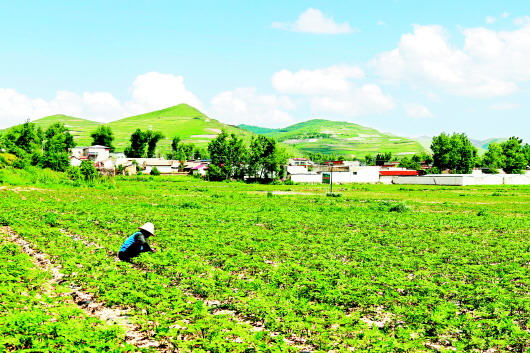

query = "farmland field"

[1,176,530,352]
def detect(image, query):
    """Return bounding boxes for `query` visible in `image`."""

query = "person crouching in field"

[118,222,156,262]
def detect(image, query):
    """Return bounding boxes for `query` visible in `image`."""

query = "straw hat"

[138,222,155,236]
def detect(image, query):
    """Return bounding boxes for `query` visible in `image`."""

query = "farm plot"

[1,178,530,352]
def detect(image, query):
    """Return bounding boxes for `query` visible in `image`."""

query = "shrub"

[150,166,161,176]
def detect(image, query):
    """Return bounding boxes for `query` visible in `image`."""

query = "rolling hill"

[238,119,427,158]
[1,104,254,156]
[106,104,253,152]
[11,104,513,159]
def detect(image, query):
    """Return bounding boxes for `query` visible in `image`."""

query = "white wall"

[392,174,530,185]
[144,165,173,174]
[290,174,322,183]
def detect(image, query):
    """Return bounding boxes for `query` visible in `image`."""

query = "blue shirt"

[119,231,146,252]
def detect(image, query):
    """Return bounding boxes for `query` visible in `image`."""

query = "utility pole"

[328,161,333,193]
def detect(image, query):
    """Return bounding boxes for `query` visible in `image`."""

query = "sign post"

[322,162,334,193]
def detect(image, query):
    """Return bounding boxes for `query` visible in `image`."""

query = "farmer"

[118,222,156,262]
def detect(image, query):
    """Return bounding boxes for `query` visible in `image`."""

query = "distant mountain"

[237,124,277,135]
[238,119,426,158]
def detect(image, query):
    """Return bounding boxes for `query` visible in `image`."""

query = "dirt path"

[1,226,165,352]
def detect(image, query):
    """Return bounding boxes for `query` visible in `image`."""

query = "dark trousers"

[118,243,152,262]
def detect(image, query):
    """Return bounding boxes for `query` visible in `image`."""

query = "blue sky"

[1,1,529,142]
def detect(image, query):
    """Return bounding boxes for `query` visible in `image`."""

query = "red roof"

[379,170,419,176]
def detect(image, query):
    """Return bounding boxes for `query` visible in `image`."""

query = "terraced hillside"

[239,119,426,158]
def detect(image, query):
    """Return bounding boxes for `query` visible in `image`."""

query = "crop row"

[2,179,530,351]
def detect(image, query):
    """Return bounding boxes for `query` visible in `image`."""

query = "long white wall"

[392,174,530,186]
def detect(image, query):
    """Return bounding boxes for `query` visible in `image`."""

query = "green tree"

[247,135,286,180]
[90,125,115,152]
[500,137,526,174]
[375,152,392,166]
[40,123,75,172]
[364,154,375,166]
[124,129,164,158]
[146,130,165,158]
[168,136,196,160]
[124,129,148,158]
[431,132,477,173]
[398,156,421,170]
[522,143,530,167]
[80,160,98,180]
[3,120,43,163]
[207,131,247,180]
[482,142,504,171]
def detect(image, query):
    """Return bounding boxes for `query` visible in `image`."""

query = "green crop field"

[1,177,530,352]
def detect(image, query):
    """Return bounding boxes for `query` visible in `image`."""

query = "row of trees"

[207,132,287,181]
[1,121,75,171]
[2,120,527,178]
[430,133,529,174]
[360,133,529,175]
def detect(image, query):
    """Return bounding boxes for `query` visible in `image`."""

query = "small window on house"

[352,172,357,175]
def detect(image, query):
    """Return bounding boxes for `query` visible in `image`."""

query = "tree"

[522,143,530,167]
[482,142,504,171]
[398,156,421,170]
[124,129,164,158]
[168,136,196,160]
[80,160,98,180]
[40,123,75,172]
[375,152,392,166]
[3,120,43,161]
[207,131,247,180]
[431,132,477,173]
[146,130,164,158]
[364,154,375,166]
[90,125,115,152]
[124,129,148,158]
[500,137,526,174]
[247,135,286,180]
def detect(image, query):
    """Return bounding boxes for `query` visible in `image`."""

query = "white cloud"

[124,72,203,116]
[272,66,394,117]
[272,8,354,34]
[514,16,530,26]
[372,23,530,98]
[486,16,497,24]
[272,65,364,95]
[209,87,295,127]
[310,84,395,116]
[0,72,204,128]
[404,103,433,118]
[490,102,519,110]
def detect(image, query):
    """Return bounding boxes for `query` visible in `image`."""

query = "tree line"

[1,121,528,180]
[366,133,530,174]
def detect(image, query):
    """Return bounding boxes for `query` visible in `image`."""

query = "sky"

[1,1,530,142]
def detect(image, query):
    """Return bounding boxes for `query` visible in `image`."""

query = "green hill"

[239,119,426,158]
[2,104,254,156]
[27,115,102,146]
[107,104,253,153]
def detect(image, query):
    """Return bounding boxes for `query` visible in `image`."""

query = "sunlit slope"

[240,119,426,158]
[3,115,102,146]
[107,104,253,153]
